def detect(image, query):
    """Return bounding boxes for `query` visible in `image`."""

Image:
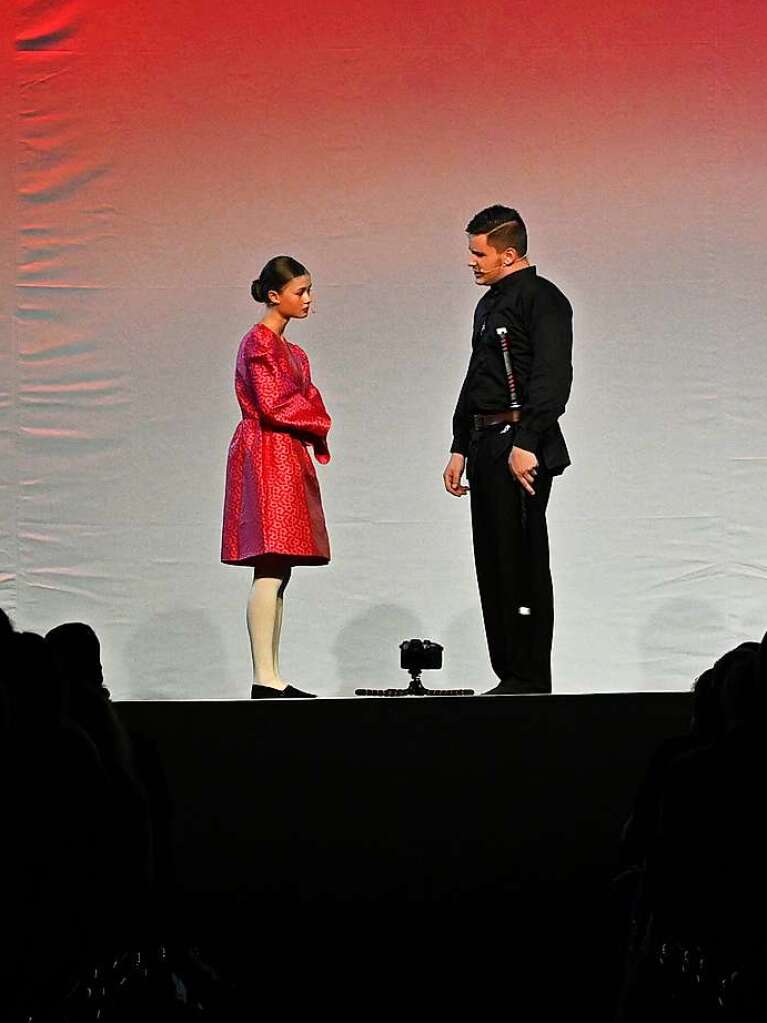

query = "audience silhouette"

[1,612,224,1021]
[617,634,767,1020]
[3,604,766,1020]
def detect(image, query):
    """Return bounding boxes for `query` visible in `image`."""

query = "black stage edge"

[116,693,690,1018]
[118,692,690,900]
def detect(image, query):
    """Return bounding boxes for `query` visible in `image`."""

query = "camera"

[355,637,471,696]
[400,638,443,673]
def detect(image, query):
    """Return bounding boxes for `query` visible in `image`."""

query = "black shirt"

[450,266,573,468]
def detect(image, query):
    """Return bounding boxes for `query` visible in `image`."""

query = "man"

[443,205,573,694]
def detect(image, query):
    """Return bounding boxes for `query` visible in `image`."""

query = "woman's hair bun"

[251,256,309,305]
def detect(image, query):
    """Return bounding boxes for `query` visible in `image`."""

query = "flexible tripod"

[355,667,474,697]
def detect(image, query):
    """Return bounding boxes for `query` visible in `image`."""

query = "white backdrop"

[2,1,765,697]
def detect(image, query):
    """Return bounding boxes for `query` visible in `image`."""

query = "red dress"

[221,323,331,566]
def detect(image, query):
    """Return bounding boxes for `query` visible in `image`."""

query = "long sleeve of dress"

[295,346,331,464]
[245,339,331,459]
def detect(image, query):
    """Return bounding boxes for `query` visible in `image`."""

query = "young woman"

[221,256,331,698]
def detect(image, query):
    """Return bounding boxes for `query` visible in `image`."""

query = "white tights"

[246,566,292,689]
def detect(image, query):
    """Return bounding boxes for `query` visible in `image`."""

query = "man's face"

[467,233,510,287]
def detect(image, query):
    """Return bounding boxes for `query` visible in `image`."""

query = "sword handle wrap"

[496,327,521,412]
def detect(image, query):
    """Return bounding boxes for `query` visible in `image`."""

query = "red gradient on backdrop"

[10,0,766,491]
[13,0,765,290]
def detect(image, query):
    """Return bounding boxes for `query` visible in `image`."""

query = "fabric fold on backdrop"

[2,0,766,696]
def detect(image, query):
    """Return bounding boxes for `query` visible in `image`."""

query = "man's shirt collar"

[489,265,537,292]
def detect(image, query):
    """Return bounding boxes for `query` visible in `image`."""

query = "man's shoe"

[483,682,518,695]
[483,680,550,695]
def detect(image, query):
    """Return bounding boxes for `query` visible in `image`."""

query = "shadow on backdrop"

[124,607,232,699]
[333,603,423,692]
[638,597,728,690]
[444,604,492,690]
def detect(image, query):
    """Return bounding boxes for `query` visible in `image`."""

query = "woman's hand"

[312,438,330,464]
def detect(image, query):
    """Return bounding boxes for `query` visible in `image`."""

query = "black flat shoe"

[250,684,318,699]
[250,684,285,699]
[282,685,317,699]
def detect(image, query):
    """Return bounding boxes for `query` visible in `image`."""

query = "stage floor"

[117,692,691,902]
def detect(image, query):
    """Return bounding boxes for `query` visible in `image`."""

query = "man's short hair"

[466,205,527,256]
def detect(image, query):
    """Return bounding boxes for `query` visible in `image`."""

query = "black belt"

[472,410,521,430]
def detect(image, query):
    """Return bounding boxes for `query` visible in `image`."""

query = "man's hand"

[443,453,468,497]
[509,446,538,495]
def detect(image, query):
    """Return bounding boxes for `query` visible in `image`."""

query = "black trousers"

[467,427,554,693]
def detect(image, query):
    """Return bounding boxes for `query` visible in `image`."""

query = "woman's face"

[270,274,313,319]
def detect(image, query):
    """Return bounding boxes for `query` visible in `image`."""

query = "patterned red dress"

[221,323,331,567]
